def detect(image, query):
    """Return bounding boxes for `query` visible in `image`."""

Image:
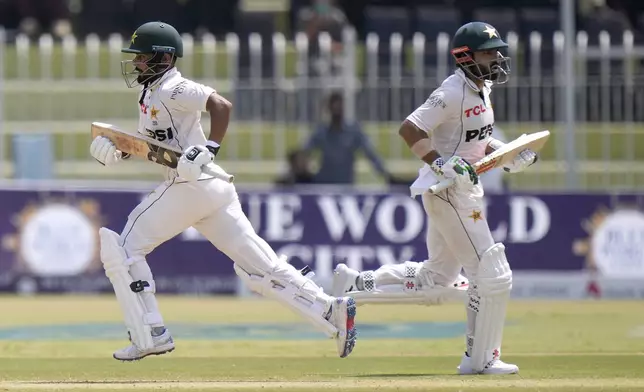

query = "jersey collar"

[148,67,180,91]
[455,68,492,94]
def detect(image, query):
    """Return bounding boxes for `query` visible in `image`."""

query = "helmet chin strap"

[138,80,150,107]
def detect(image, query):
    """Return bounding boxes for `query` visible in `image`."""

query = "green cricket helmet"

[121,21,183,88]
[451,21,511,84]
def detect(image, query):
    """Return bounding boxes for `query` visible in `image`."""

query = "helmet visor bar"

[120,52,174,88]
[453,49,511,85]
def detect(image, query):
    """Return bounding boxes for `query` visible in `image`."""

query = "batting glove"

[90,136,123,166]
[503,149,538,173]
[177,145,214,182]
[431,155,479,189]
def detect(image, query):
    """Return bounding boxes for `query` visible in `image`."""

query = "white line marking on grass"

[2,378,644,390]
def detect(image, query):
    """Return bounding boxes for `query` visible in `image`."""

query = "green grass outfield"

[0,296,641,391]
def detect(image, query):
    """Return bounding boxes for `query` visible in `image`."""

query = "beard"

[487,64,499,81]
[475,61,503,81]
[135,63,171,85]
[136,68,154,84]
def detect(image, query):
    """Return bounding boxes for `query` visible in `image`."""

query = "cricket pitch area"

[0,296,642,392]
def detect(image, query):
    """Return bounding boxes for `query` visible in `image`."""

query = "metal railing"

[0,27,643,189]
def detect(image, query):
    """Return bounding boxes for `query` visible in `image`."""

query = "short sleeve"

[163,79,216,112]
[405,88,458,133]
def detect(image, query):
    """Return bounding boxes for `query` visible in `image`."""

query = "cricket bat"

[90,122,234,183]
[428,130,550,194]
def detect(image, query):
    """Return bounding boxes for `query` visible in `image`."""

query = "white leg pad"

[234,260,338,338]
[470,243,513,373]
[347,274,469,306]
[99,227,160,350]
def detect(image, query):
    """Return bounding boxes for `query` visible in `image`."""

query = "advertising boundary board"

[0,182,642,299]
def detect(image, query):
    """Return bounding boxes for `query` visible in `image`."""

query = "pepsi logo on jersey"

[146,127,174,142]
[465,123,493,142]
[464,104,487,118]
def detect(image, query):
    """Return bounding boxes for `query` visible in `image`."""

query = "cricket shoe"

[327,296,357,358]
[113,329,175,361]
[457,353,519,375]
[332,263,360,297]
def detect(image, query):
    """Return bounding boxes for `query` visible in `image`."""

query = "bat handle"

[202,163,235,183]
[428,178,455,194]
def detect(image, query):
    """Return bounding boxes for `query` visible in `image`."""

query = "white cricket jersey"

[137,67,215,181]
[406,68,496,196]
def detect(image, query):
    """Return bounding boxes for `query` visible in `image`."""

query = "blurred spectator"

[296,0,350,76]
[275,149,316,186]
[13,0,71,38]
[303,92,394,184]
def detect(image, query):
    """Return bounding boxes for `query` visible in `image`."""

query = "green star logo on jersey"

[483,25,497,38]
[130,31,138,44]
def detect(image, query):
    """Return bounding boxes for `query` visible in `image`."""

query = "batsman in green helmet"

[333,22,540,375]
[120,21,184,88]
[450,21,511,84]
[90,22,359,362]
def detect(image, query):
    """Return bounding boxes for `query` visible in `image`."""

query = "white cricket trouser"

[374,183,494,286]
[371,182,498,359]
[120,177,250,256]
[419,182,495,284]
[118,177,319,299]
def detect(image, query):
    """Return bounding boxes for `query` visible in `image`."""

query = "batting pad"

[99,228,158,350]
[470,243,513,373]
[347,273,469,306]
[233,262,338,338]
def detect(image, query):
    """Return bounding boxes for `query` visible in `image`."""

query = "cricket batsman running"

[332,22,539,374]
[89,21,357,361]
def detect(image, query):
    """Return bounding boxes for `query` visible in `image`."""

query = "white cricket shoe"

[332,263,360,297]
[457,353,519,375]
[113,329,175,361]
[327,296,357,358]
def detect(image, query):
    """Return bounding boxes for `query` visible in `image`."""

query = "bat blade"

[91,122,182,167]
[90,122,234,182]
[472,130,550,175]
[427,130,550,194]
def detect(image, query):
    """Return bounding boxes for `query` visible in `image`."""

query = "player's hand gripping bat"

[90,122,234,183]
[428,130,550,194]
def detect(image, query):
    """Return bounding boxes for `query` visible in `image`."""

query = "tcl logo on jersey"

[465,124,493,142]
[464,104,487,118]
[146,127,174,142]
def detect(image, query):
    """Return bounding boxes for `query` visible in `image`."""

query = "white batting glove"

[90,136,122,166]
[431,155,479,189]
[503,149,538,173]
[177,145,214,182]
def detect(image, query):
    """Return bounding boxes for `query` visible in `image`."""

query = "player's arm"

[398,120,440,166]
[164,81,232,157]
[205,92,233,155]
[403,89,477,186]
[400,90,448,165]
